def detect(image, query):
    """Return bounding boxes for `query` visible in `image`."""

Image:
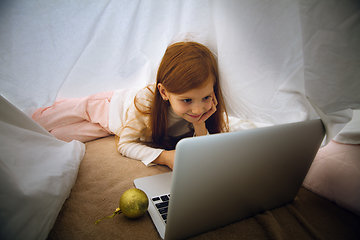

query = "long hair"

[150,42,229,145]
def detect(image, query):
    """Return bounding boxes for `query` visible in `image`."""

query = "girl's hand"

[192,93,218,136]
[153,150,175,170]
[197,93,217,123]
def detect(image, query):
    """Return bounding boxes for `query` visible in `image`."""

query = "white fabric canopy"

[0,0,359,239]
[1,0,359,141]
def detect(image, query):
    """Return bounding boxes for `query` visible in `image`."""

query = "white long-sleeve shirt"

[108,84,270,166]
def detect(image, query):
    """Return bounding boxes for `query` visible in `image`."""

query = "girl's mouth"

[187,113,202,119]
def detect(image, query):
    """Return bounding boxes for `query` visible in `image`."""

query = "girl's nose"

[192,104,204,114]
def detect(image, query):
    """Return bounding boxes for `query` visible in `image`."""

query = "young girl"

[33,42,256,169]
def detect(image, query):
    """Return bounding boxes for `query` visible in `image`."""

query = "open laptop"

[134,119,325,240]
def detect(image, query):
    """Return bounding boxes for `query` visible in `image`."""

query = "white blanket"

[0,96,85,240]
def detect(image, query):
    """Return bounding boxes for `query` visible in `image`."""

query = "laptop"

[134,119,325,240]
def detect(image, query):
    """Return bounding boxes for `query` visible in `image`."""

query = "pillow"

[303,140,360,216]
[0,96,85,240]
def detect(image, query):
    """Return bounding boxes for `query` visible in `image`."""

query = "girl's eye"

[203,96,212,101]
[182,99,192,103]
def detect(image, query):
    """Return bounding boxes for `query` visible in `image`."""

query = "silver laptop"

[134,119,325,240]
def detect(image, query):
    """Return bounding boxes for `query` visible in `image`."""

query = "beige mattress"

[47,136,360,240]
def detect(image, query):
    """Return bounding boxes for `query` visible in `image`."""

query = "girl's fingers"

[213,93,218,106]
[198,103,217,123]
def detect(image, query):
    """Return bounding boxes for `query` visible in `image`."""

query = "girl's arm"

[116,86,172,167]
[117,140,164,166]
[118,137,175,169]
[192,122,208,136]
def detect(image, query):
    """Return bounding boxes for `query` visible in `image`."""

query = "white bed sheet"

[0,96,85,240]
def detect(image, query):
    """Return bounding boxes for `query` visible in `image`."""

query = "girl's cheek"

[178,105,189,114]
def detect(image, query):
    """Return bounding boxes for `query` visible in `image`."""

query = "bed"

[46,136,360,240]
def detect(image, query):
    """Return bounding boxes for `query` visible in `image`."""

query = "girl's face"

[158,77,215,123]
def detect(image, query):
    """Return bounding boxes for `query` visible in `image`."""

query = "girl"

[32,42,240,169]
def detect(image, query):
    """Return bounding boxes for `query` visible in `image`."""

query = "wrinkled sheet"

[1,0,359,143]
[0,96,85,240]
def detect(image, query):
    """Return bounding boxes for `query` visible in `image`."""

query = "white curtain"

[299,0,360,142]
[1,0,359,139]
[0,1,359,239]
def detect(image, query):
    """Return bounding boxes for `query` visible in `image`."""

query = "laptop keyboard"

[151,194,170,224]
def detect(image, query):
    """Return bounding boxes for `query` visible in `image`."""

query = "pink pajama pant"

[32,91,114,142]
